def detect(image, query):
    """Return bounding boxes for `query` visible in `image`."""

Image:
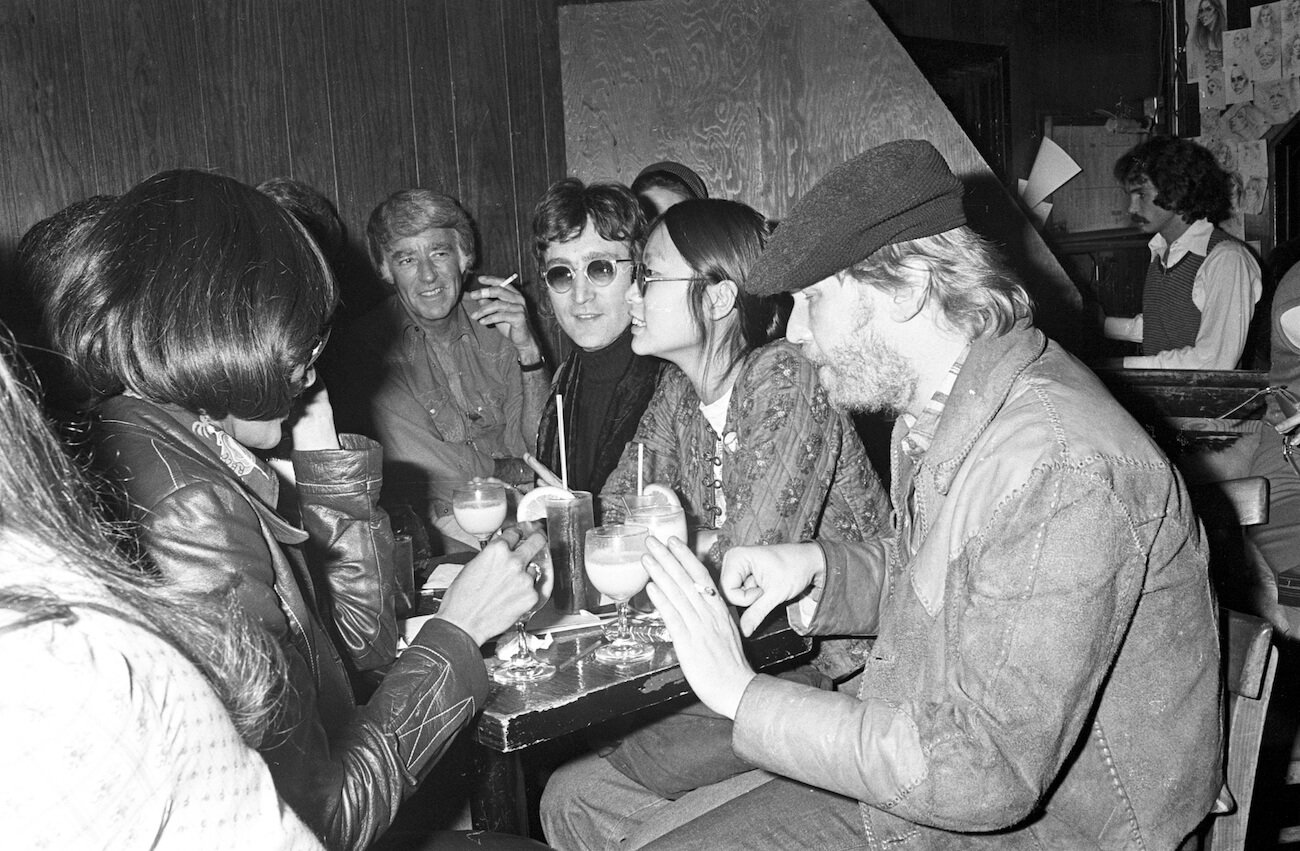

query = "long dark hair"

[47,169,338,421]
[0,333,285,745]
[654,198,790,378]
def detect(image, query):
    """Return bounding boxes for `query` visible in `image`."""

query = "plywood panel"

[560,0,1080,331]
[79,0,208,189]
[446,0,520,278]
[194,0,290,181]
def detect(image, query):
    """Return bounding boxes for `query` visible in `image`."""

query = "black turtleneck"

[568,327,638,491]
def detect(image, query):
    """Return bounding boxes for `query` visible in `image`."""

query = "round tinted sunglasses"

[543,257,633,293]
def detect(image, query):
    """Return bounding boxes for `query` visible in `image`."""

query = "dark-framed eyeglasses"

[543,258,634,293]
[632,262,706,297]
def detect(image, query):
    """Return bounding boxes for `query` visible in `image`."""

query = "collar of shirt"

[1148,217,1212,270]
[899,345,970,460]
[396,298,476,349]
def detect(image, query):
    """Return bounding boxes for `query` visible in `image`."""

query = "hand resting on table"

[642,537,756,720]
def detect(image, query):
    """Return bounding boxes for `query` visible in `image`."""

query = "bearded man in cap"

[543,140,1223,850]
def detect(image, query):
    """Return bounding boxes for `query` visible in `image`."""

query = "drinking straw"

[637,443,644,496]
[555,393,570,489]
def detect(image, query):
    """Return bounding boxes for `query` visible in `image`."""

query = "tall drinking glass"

[545,491,595,614]
[452,481,508,549]
[493,550,557,684]
[624,502,687,617]
[585,524,654,665]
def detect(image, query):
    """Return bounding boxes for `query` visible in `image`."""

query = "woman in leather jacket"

[45,170,549,851]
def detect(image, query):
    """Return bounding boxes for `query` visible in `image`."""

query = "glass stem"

[513,621,531,662]
[615,602,631,642]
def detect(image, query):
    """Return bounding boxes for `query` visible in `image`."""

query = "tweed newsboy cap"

[745,139,966,296]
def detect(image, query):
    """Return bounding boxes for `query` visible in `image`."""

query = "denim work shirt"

[733,325,1223,849]
[344,296,535,527]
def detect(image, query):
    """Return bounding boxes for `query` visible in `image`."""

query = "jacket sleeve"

[293,434,398,672]
[733,471,1153,832]
[266,617,491,851]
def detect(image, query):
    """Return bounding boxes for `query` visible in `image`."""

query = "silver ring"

[694,583,717,597]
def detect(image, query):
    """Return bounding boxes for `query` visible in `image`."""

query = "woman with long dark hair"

[46,169,547,850]
[0,333,319,847]
[601,198,887,559]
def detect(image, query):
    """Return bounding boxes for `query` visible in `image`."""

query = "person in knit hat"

[632,160,709,219]
[552,139,1222,850]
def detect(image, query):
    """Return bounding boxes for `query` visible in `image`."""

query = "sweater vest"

[1142,228,1231,356]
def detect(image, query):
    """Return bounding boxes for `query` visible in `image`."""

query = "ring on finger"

[694,583,718,597]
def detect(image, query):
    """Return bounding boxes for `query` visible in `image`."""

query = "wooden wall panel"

[79,0,209,189]
[560,0,1080,332]
[446,0,520,277]
[0,1,98,234]
[1,0,556,343]
[194,0,290,181]
[0,0,98,314]
[275,0,339,197]
[406,0,458,199]
[320,0,419,239]
[502,0,567,275]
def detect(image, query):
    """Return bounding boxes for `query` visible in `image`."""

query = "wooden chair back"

[1205,609,1278,851]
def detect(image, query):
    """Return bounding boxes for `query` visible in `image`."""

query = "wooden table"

[463,613,812,834]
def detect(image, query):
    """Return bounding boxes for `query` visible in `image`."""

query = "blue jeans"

[540,751,866,850]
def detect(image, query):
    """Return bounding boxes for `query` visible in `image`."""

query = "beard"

[807,298,918,415]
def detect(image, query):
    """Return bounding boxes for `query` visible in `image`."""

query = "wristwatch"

[519,356,546,372]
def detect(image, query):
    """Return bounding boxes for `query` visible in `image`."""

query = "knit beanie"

[635,161,709,201]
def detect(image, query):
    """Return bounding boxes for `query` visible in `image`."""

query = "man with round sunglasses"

[533,178,662,495]
[339,190,552,552]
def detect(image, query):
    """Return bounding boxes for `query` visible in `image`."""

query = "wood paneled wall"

[0,0,567,339]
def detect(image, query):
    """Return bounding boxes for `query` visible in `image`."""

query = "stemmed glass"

[493,550,557,684]
[585,524,654,665]
[452,480,508,549]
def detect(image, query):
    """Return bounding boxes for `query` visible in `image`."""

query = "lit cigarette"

[523,452,567,490]
[501,273,519,288]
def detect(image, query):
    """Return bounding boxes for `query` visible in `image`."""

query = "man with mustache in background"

[1101,135,1261,370]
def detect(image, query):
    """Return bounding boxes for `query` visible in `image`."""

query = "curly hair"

[531,178,647,267]
[1113,136,1233,225]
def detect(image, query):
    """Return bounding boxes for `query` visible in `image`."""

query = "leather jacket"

[91,395,490,850]
[733,327,1223,849]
